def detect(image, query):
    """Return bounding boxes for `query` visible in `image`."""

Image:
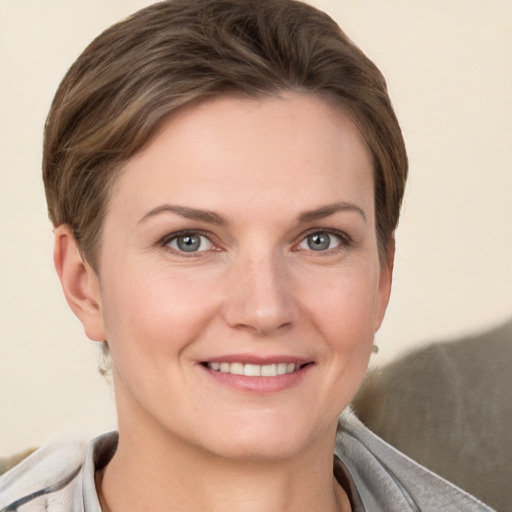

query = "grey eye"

[177,235,201,252]
[307,233,330,251]
[299,232,341,251]
[167,233,213,252]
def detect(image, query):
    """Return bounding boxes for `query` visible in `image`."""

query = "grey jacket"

[0,411,495,511]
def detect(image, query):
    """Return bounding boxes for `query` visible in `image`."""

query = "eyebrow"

[138,205,227,226]
[138,201,366,226]
[298,202,367,224]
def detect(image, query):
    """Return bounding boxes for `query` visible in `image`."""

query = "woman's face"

[86,93,392,460]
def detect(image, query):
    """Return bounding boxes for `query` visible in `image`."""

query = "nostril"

[221,265,297,335]
[233,319,293,337]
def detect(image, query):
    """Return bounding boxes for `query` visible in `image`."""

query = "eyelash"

[158,228,353,256]
[294,229,353,254]
[158,230,220,256]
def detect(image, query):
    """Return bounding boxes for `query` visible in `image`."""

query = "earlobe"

[374,238,395,332]
[53,225,106,342]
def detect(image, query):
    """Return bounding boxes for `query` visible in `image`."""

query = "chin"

[194,414,335,463]
[206,435,308,462]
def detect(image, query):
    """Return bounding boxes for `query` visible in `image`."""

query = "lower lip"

[199,364,313,393]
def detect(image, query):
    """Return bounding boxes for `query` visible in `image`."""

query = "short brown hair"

[43,0,407,268]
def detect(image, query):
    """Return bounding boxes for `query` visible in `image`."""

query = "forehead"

[108,93,374,222]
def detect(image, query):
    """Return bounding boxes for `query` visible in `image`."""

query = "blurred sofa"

[352,319,512,512]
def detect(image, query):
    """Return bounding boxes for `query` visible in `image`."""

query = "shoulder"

[0,433,117,512]
[335,409,496,512]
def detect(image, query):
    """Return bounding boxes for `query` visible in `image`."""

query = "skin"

[54,93,393,512]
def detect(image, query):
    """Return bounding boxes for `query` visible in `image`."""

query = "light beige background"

[1,0,511,454]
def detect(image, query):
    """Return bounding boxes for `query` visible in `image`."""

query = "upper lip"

[199,354,312,366]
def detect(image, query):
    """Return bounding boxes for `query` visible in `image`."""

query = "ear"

[374,237,395,332]
[53,225,106,342]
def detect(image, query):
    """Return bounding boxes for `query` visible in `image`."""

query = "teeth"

[261,364,276,377]
[230,362,244,375]
[244,364,261,376]
[277,363,287,375]
[206,362,301,376]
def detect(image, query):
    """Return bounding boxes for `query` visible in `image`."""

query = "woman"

[0,0,495,510]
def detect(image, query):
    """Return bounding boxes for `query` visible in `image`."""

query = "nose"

[222,252,296,336]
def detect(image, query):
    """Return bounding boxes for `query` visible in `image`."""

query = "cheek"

[303,262,379,392]
[304,262,380,344]
[99,262,221,358]
[290,263,380,421]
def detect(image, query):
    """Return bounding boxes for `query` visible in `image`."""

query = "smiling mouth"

[202,362,308,377]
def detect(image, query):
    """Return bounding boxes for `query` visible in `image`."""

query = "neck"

[99,418,350,512]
